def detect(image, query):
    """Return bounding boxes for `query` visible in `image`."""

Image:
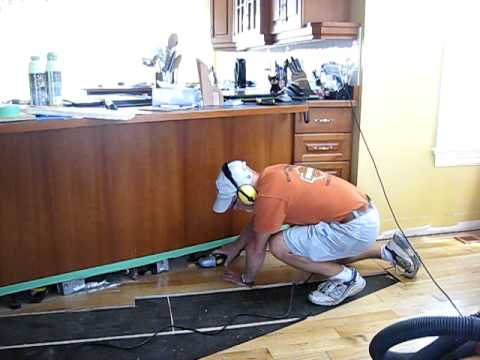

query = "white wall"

[0,0,214,101]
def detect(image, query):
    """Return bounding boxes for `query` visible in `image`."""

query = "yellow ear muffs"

[237,184,257,206]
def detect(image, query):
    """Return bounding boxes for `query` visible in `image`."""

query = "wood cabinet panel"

[303,0,352,25]
[0,113,295,286]
[295,107,352,133]
[294,133,351,162]
[271,0,301,34]
[233,0,273,48]
[211,0,358,47]
[295,161,350,180]
[212,0,229,37]
[270,0,358,43]
[211,0,236,49]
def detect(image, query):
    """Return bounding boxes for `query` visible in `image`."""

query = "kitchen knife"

[167,49,176,72]
[171,54,182,72]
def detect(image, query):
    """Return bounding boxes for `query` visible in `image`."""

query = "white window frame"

[433,1,480,167]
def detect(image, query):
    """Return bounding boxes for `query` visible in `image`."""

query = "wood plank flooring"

[1,234,479,359]
[202,234,480,360]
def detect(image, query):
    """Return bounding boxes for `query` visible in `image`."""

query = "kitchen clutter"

[1,31,360,124]
[313,61,357,100]
[142,33,182,87]
[28,52,62,106]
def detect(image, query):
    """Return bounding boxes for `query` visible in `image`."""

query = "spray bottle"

[28,56,47,106]
[46,52,62,106]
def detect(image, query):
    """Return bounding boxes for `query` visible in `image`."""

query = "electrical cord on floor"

[346,87,463,316]
[68,274,314,357]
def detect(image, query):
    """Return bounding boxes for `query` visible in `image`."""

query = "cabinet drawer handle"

[313,118,334,124]
[306,143,337,152]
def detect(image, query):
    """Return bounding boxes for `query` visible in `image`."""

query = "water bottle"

[46,52,62,106]
[29,56,47,106]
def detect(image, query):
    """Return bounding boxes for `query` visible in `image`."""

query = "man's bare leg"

[268,232,344,277]
[338,241,384,264]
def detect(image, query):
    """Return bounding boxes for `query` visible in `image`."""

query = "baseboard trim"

[379,220,480,239]
[0,236,239,297]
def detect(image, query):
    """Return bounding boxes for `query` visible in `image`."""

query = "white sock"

[381,245,394,263]
[330,266,354,282]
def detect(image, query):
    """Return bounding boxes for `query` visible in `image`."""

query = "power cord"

[66,81,463,357]
[68,276,313,357]
[345,85,463,316]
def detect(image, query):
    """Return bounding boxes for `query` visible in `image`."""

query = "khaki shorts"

[284,204,380,262]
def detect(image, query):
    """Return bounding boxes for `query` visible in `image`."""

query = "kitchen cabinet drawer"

[295,107,352,133]
[294,133,351,162]
[295,161,350,180]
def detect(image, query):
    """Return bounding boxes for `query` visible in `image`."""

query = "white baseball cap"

[212,160,255,213]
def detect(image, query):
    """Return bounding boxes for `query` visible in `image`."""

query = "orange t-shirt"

[253,164,368,234]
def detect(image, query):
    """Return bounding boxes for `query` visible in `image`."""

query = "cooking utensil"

[167,49,176,72]
[164,33,179,72]
[167,33,178,49]
[171,54,182,72]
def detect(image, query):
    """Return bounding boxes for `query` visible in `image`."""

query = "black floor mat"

[0,274,397,360]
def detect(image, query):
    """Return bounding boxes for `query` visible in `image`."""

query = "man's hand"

[224,271,253,287]
[213,249,240,268]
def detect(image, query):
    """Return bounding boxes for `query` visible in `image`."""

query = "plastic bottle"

[46,52,62,106]
[28,56,47,106]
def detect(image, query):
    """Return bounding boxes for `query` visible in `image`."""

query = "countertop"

[0,100,355,135]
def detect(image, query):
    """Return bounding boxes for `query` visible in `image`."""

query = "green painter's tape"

[0,225,290,297]
[0,235,239,297]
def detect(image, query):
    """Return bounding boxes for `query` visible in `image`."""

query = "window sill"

[433,148,480,167]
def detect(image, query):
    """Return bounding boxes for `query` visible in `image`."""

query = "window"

[434,1,480,167]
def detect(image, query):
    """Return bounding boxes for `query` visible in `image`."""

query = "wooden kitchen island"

[0,104,307,295]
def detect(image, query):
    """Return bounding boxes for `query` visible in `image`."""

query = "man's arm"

[242,230,271,284]
[214,216,255,267]
[223,216,272,286]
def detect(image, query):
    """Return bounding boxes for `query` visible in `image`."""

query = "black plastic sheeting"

[0,274,397,360]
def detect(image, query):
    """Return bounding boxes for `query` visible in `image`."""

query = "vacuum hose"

[369,315,480,360]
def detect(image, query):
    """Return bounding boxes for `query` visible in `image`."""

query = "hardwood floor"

[1,233,479,359]
[203,234,480,360]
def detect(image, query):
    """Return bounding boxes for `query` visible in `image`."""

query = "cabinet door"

[234,0,273,48]
[211,0,236,50]
[271,0,301,34]
[303,0,351,25]
[234,0,261,35]
[271,0,358,43]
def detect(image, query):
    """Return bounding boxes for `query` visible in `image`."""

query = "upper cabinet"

[271,0,302,35]
[211,0,359,50]
[272,0,358,44]
[232,0,274,49]
[211,0,237,50]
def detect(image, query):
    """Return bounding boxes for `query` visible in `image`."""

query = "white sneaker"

[385,231,421,278]
[308,269,366,306]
